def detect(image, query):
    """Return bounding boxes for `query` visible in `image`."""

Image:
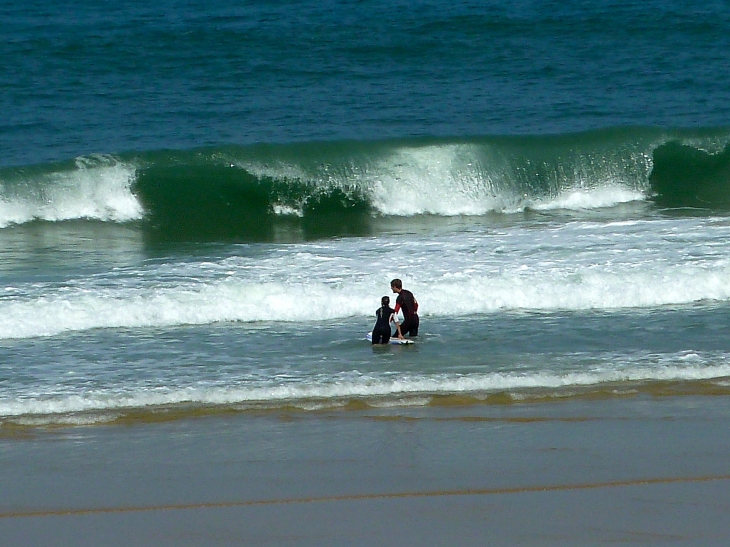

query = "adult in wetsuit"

[391,278,419,337]
[372,296,400,344]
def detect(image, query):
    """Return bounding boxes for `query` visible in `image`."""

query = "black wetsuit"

[372,305,395,344]
[395,289,419,336]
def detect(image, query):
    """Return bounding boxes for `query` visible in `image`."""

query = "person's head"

[381,296,390,307]
[390,278,402,293]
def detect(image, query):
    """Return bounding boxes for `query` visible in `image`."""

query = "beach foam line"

[4,366,730,419]
[3,474,729,519]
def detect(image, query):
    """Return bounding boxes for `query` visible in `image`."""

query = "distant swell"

[1,126,729,240]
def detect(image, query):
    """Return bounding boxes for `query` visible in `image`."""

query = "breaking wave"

[1,126,729,240]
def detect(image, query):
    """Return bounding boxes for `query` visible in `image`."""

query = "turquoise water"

[2,0,730,426]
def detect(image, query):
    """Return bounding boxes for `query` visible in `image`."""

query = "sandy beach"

[2,395,730,546]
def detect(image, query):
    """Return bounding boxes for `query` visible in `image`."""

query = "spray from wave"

[0,155,142,228]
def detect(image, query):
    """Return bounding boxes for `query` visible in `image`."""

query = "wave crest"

[2,127,729,239]
[0,155,142,228]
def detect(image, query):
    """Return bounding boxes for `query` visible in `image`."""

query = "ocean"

[2,0,730,429]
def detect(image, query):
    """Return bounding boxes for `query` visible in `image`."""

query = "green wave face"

[2,127,730,242]
[133,157,374,242]
[650,141,730,209]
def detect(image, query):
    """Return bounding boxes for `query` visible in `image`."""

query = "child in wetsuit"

[371,296,401,344]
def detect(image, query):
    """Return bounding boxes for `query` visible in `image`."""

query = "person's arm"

[390,313,404,339]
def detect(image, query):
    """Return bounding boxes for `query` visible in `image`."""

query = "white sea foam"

[3,212,730,339]
[1,261,729,340]
[2,359,730,418]
[272,203,304,216]
[0,157,142,228]
[532,185,645,211]
[11,413,122,427]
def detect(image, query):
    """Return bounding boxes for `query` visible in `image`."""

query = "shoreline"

[2,395,730,545]
[3,377,730,433]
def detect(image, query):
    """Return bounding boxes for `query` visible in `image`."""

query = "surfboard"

[366,332,415,345]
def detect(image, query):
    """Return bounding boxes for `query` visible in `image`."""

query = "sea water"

[2,0,730,427]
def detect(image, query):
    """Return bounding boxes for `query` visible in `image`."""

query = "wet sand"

[2,396,730,546]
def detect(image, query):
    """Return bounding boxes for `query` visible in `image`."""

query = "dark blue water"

[3,0,729,167]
